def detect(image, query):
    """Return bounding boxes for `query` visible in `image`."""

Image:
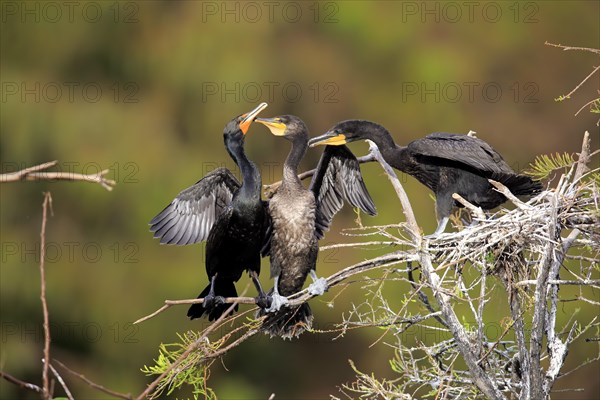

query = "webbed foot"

[308,277,328,296]
[266,293,289,313]
[203,294,225,309]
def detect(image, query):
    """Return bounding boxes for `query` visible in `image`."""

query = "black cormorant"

[309,120,542,236]
[254,115,377,338]
[149,103,270,320]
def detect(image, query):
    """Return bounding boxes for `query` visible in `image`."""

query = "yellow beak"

[308,132,347,147]
[255,117,287,136]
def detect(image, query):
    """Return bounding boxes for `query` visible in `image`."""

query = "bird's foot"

[308,277,328,296]
[255,292,272,309]
[203,294,225,309]
[266,293,289,313]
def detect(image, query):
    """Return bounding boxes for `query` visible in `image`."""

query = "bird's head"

[308,120,369,147]
[255,115,308,142]
[224,102,268,140]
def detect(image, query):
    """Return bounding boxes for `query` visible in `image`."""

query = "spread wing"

[310,145,377,240]
[408,133,514,176]
[149,167,240,245]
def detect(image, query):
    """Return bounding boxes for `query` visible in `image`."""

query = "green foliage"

[141,331,217,400]
[525,152,576,180]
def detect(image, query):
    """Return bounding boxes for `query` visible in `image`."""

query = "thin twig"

[0,161,116,191]
[40,192,52,400]
[48,363,74,400]
[544,41,600,55]
[53,360,133,400]
[133,296,257,325]
[135,251,416,324]
[0,371,43,393]
[559,66,600,100]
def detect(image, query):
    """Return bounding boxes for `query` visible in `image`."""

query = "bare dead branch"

[0,161,116,191]
[574,131,591,182]
[0,371,43,394]
[452,193,486,220]
[370,142,504,399]
[40,192,52,400]
[366,140,420,238]
[489,179,531,209]
[136,251,416,325]
[515,279,600,287]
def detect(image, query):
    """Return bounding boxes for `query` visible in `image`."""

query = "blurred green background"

[1,1,599,399]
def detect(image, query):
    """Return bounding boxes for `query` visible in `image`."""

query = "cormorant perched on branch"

[149,103,270,321]
[254,115,377,338]
[309,120,542,236]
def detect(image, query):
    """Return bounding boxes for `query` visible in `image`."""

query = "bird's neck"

[367,125,397,155]
[282,138,307,190]
[364,124,407,167]
[229,142,261,199]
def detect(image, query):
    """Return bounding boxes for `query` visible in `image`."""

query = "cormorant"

[254,115,377,338]
[149,103,270,321]
[309,120,542,236]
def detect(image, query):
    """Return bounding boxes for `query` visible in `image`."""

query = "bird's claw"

[255,293,272,309]
[203,294,225,309]
[308,277,328,296]
[266,293,289,313]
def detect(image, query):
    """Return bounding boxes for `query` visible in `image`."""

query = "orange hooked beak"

[239,102,268,134]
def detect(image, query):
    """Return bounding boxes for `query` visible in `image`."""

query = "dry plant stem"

[0,160,116,191]
[40,192,52,400]
[53,360,133,400]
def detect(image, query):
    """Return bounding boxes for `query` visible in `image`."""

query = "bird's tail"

[187,279,238,321]
[497,174,543,196]
[258,303,314,339]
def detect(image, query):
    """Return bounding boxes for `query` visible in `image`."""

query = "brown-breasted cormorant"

[309,120,542,236]
[149,103,270,320]
[254,115,377,338]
